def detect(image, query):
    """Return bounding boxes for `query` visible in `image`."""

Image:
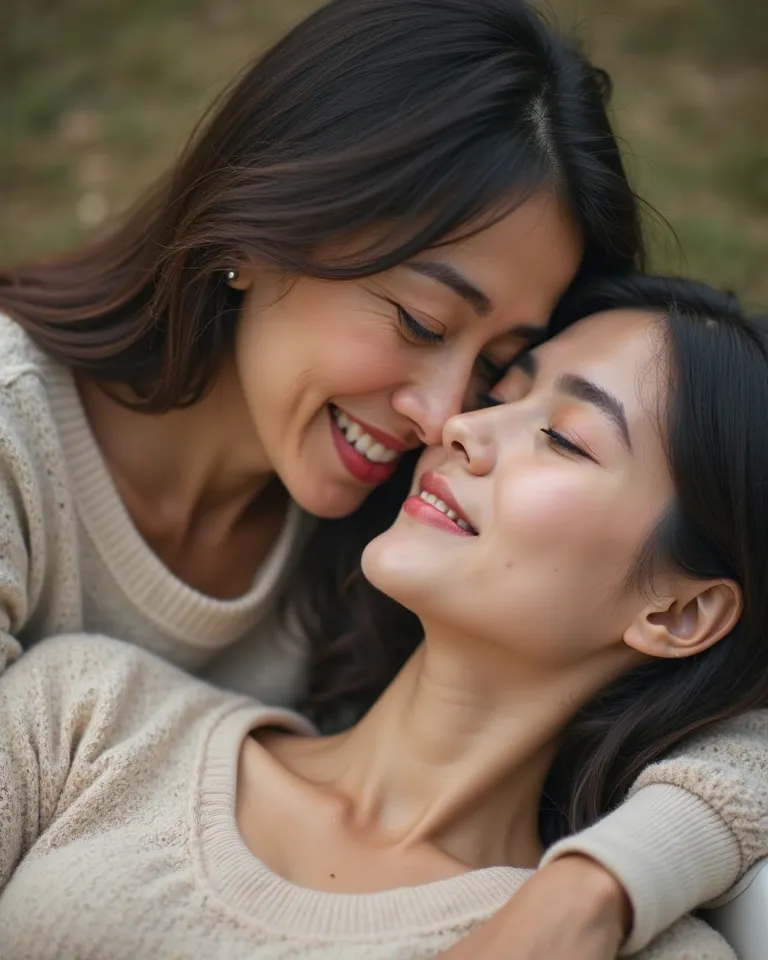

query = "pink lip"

[331,405,411,452]
[402,496,476,537]
[401,470,477,538]
[419,471,474,529]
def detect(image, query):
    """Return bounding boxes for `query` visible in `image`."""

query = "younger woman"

[1,275,766,959]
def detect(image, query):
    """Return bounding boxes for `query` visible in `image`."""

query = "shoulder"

[0,312,52,389]
[3,632,229,698]
[0,313,61,458]
[0,634,240,741]
[639,915,735,960]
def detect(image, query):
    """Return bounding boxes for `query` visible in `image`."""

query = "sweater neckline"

[44,361,307,649]
[195,706,532,939]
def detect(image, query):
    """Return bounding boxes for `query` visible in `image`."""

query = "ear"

[623,579,742,660]
[226,267,255,292]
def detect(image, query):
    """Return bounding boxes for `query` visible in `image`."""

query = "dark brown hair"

[0,0,642,411]
[0,1,646,727]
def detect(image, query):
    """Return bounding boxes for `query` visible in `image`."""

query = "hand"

[434,854,632,960]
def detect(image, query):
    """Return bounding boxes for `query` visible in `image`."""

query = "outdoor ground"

[2,0,766,305]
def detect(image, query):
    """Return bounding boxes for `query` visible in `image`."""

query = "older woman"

[1,274,766,959]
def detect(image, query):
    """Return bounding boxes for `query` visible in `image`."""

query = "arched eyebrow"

[555,373,632,451]
[503,352,632,452]
[405,261,549,344]
[406,261,492,315]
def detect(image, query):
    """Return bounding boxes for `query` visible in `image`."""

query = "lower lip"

[402,495,475,537]
[329,408,400,486]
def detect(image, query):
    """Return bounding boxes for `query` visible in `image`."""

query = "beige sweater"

[0,313,765,953]
[0,636,737,959]
[0,312,313,705]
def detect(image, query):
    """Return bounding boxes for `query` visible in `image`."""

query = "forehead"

[435,189,584,330]
[536,309,666,394]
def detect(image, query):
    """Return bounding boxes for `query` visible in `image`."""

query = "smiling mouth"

[328,404,406,486]
[402,470,479,537]
[330,405,402,464]
[416,490,476,533]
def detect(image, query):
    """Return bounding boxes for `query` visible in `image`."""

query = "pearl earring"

[226,269,238,282]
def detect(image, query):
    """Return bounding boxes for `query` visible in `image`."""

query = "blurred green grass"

[2,0,766,306]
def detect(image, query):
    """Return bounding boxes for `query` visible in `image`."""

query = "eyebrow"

[555,373,632,452]
[406,261,493,317]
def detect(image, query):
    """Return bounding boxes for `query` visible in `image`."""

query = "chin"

[361,525,434,612]
[283,473,371,519]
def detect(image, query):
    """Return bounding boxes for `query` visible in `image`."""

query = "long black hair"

[538,274,768,841]
[303,272,768,845]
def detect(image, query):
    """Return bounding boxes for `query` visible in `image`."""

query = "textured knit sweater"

[0,636,737,959]
[0,312,766,953]
[0,312,313,705]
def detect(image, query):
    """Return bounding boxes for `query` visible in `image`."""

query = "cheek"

[497,469,613,553]
[492,468,660,600]
[237,300,413,411]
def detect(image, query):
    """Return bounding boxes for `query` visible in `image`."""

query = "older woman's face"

[362,309,674,666]
[230,188,582,518]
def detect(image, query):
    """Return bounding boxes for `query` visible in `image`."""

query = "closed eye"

[541,428,594,462]
[397,306,444,344]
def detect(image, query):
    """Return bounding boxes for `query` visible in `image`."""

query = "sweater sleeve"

[541,711,768,954]
[0,633,221,893]
[0,438,32,674]
[0,376,82,676]
[636,915,734,960]
[0,635,88,891]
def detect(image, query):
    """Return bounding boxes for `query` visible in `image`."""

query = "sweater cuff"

[540,784,742,955]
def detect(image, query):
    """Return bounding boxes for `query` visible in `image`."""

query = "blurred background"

[2,0,766,304]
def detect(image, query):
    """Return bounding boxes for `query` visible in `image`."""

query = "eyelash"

[395,313,510,394]
[397,306,444,344]
[477,399,592,461]
[541,428,589,459]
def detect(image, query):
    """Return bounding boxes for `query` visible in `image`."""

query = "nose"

[442,410,496,476]
[390,357,472,446]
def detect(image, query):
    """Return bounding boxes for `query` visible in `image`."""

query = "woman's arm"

[0,643,65,891]
[0,375,82,676]
[436,872,734,959]
[435,711,768,959]
[0,634,197,893]
[541,712,767,953]
[434,854,629,960]
[0,425,33,675]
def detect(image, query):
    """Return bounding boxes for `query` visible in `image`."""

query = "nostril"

[451,440,469,460]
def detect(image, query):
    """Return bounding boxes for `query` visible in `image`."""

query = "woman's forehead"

[537,309,663,370]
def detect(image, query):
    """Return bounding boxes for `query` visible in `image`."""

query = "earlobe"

[225,267,253,291]
[624,579,742,660]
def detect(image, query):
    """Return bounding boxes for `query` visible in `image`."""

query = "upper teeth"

[333,408,400,464]
[419,490,473,531]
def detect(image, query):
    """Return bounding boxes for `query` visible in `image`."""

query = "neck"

[79,351,273,518]
[284,626,636,870]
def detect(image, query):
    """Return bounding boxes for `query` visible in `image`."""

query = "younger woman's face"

[362,309,674,666]
[232,189,582,517]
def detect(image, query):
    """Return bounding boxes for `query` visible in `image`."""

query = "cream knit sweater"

[0,313,766,953]
[0,636,737,959]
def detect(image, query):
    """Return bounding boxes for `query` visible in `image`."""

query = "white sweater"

[0,636,736,959]
[0,312,765,952]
